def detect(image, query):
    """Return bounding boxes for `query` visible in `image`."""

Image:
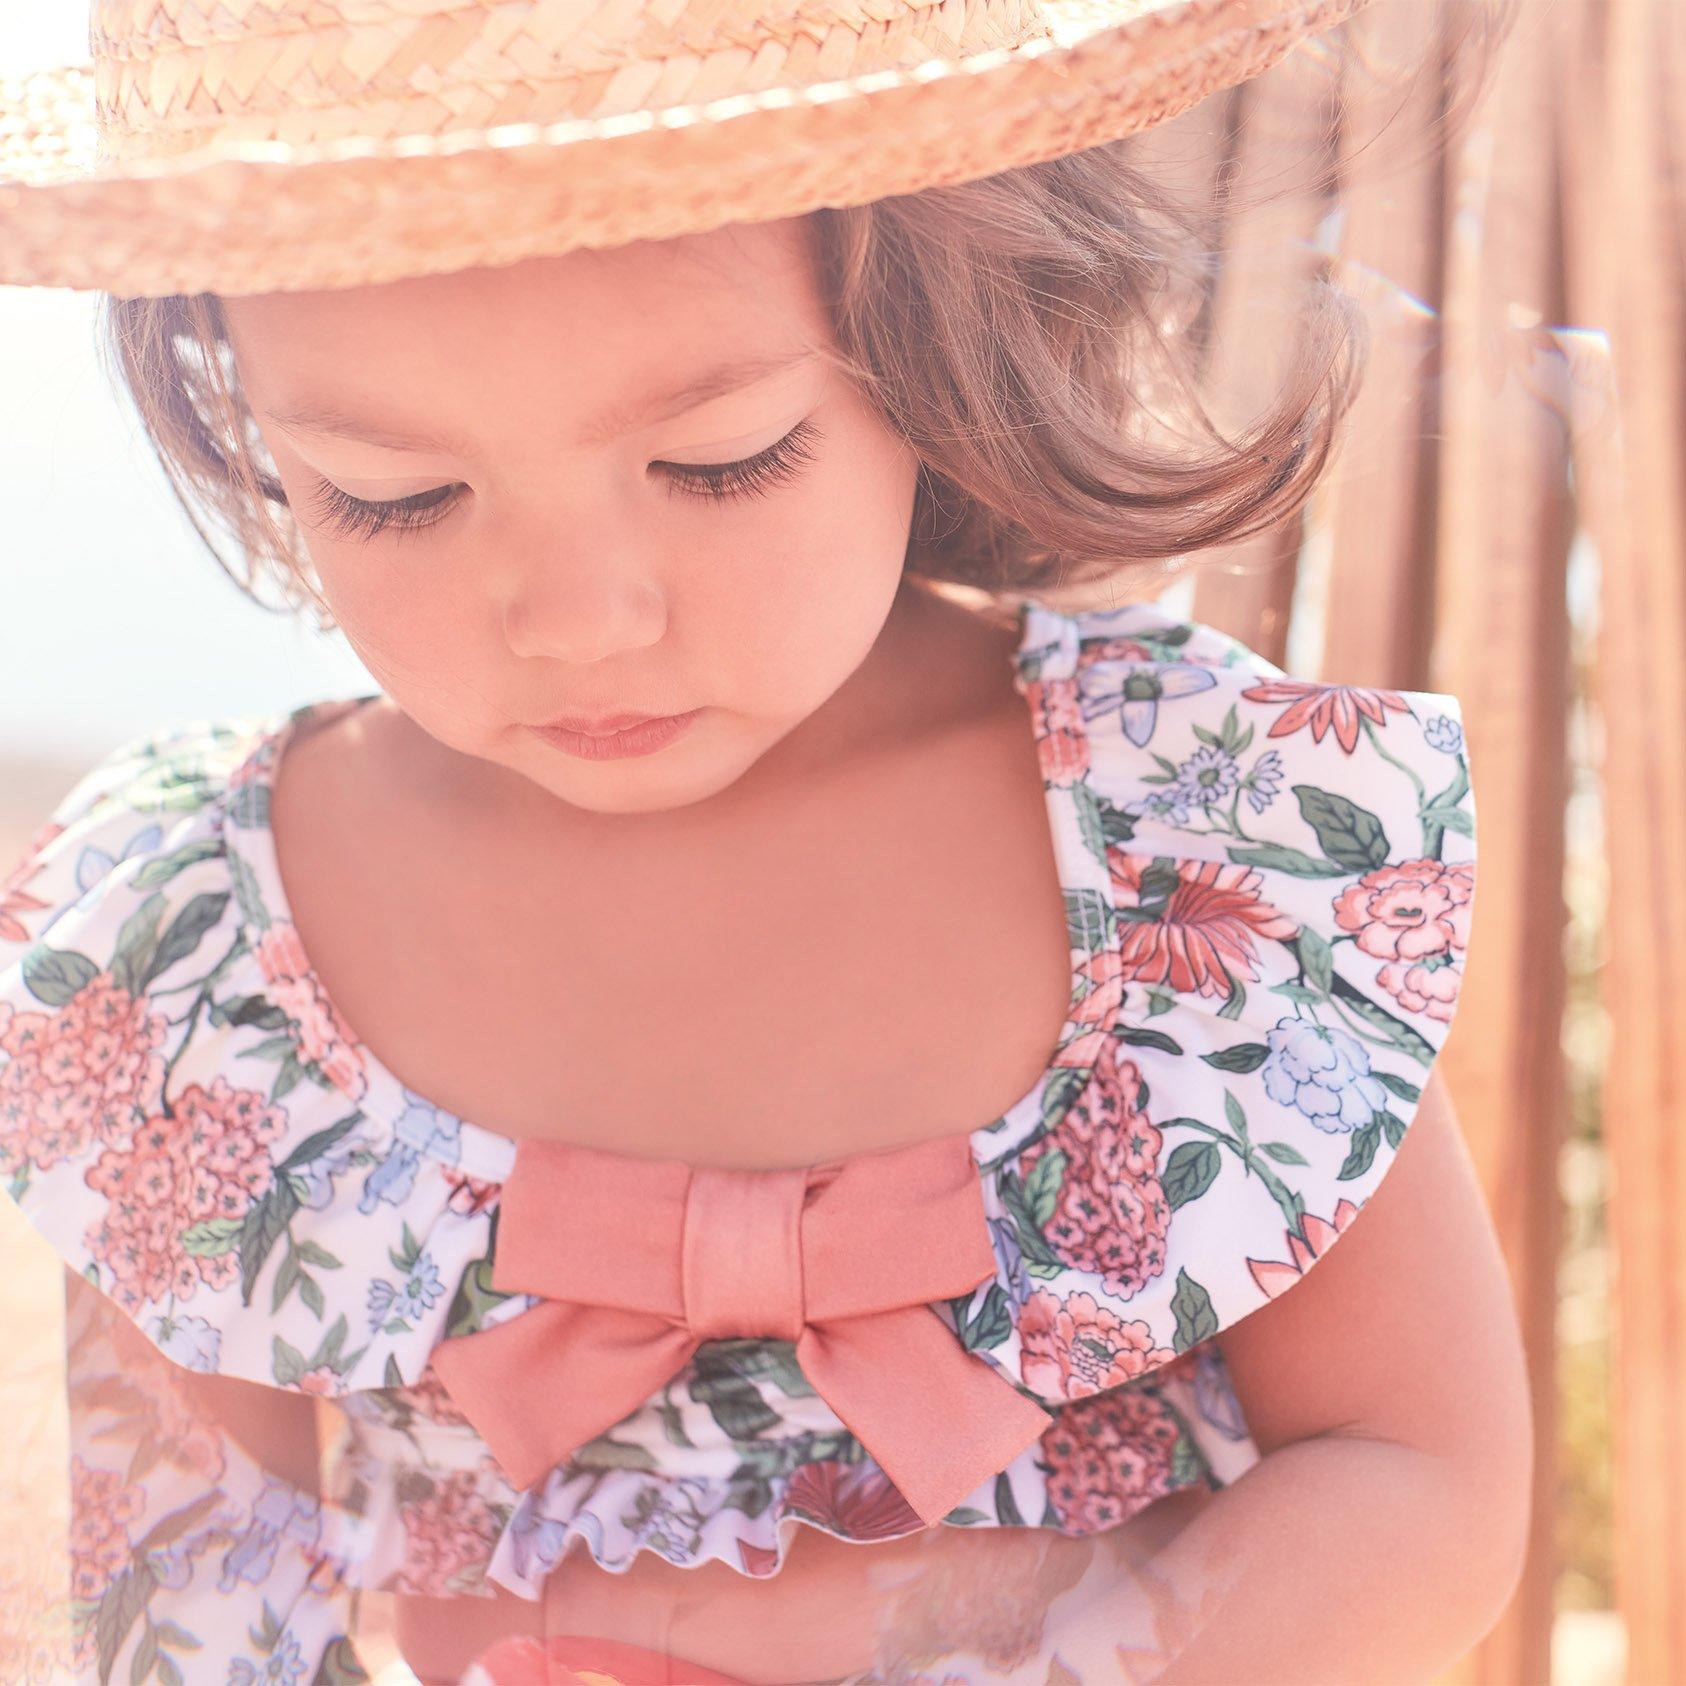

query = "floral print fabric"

[0,597,1476,1679]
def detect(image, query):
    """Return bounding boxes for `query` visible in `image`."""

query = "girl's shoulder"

[0,703,491,1393]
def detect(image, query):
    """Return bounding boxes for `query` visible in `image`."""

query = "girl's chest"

[271,698,1077,1170]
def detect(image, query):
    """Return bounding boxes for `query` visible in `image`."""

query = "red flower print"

[1239,678,1411,755]
[394,1469,501,1596]
[783,1459,926,1542]
[253,922,369,1102]
[1333,858,1473,1023]
[1018,1288,1176,1400]
[1039,1385,1184,1533]
[0,818,64,944]
[1019,1040,1170,1301]
[1245,1198,1361,1299]
[1106,855,1299,1001]
[1021,677,1090,787]
[0,972,168,1177]
[82,1076,287,1314]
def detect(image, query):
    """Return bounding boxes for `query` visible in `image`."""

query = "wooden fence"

[1114,0,1674,1678]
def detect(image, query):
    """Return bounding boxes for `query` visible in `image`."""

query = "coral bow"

[428,1131,1051,1524]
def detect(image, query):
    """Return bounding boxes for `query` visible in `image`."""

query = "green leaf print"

[1259,1141,1310,1166]
[1062,888,1111,955]
[237,1177,300,1306]
[1375,1070,1422,1103]
[1293,784,1391,873]
[1163,1141,1220,1210]
[142,892,231,991]
[272,1336,308,1386]
[19,942,101,1007]
[108,893,165,1000]
[1295,925,1334,997]
[96,1564,156,1686]
[1226,841,1352,879]
[1170,1269,1219,1353]
[179,1217,243,1257]
[1023,1148,1067,1228]
[1115,1027,1184,1056]
[1337,1118,1382,1181]
[952,1282,1014,1353]
[689,1348,783,1441]
[1328,972,1437,1064]
[1380,1108,1408,1149]
[1200,1041,1270,1073]
[225,782,271,830]
[1070,779,1107,864]
[130,839,224,888]
[994,1469,1026,1527]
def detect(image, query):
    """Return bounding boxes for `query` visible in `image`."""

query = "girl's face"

[220,216,924,819]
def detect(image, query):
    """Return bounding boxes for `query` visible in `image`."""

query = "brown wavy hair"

[94,0,1516,634]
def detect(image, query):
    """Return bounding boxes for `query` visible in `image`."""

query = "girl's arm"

[1102,1068,1534,1684]
[58,1268,366,1684]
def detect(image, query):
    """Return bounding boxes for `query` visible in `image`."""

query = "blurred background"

[0,0,1676,1681]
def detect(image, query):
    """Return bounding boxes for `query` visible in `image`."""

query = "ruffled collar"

[215,595,1129,1194]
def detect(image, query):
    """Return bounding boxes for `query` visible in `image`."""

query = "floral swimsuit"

[0,597,1478,1684]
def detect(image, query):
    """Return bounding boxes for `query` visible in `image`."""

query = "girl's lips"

[527,709,703,760]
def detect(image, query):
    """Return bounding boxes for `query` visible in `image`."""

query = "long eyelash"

[304,415,823,543]
[305,480,461,543]
[658,416,821,504]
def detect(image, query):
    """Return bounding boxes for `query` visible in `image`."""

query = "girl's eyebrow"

[261,346,817,454]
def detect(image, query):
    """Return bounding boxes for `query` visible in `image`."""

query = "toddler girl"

[0,0,1529,1679]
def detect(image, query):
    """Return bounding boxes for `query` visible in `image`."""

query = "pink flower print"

[68,1455,145,1604]
[1017,1288,1175,1400]
[395,1469,500,1596]
[1039,1383,1185,1533]
[83,1076,285,1314]
[1239,678,1412,755]
[1246,1199,1361,1299]
[1107,853,1299,1000]
[1018,1039,1170,1301]
[1333,858,1474,1024]
[253,922,369,1102]
[1022,677,1090,787]
[0,972,168,1176]
[441,1162,503,1217]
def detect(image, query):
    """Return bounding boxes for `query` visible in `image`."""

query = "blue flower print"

[39,821,164,939]
[1082,660,1219,748]
[1424,713,1464,756]
[1244,748,1285,813]
[218,1473,325,1595]
[227,1630,306,1685]
[359,1089,463,1213]
[291,1128,368,1210]
[367,1251,444,1331]
[1260,1016,1388,1134]
[987,1214,1031,1310]
[1171,744,1240,811]
[148,1312,222,1371]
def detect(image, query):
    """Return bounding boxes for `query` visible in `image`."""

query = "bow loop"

[430,1130,1051,1522]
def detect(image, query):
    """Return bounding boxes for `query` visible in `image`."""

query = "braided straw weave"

[0,0,1375,295]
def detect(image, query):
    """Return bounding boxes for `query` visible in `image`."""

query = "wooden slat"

[1558,0,1686,1677]
[1204,3,1573,1677]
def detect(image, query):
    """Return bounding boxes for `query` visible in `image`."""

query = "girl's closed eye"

[302,414,825,543]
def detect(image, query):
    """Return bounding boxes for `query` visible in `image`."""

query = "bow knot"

[429,1132,1051,1525]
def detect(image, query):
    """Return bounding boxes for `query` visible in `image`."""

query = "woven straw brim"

[0,0,1372,297]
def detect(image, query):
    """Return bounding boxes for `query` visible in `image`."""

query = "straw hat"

[0,0,1376,298]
